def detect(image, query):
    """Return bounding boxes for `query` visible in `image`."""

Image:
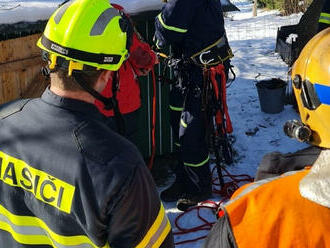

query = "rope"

[209,64,233,133]
[173,166,254,246]
[148,67,157,170]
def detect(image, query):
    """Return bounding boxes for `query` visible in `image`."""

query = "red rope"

[148,68,157,169]
[173,167,254,246]
[209,64,233,133]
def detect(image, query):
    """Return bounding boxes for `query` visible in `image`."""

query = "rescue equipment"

[283,119,312,143]
[157,53,234,189]
[190,35,234,68]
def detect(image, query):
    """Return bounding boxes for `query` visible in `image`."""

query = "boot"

[176,163,212,211]
[160,162,186,202]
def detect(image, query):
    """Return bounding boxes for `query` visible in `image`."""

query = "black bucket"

[256,78,287,114]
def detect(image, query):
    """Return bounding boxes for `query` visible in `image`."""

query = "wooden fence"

[0,33,49,105]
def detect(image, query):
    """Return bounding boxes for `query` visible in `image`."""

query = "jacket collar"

[41,87,105,121]
[300,149,330,208]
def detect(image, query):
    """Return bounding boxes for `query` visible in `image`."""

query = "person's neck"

[50,85,95,104]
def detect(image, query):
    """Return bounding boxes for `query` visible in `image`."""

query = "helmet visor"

[299,80,321,110]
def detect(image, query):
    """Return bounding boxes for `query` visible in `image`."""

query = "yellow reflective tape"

[180,119,187,128]
[157,14,188,33]
[184,155,210,167]
[0,204,109,248]
[0,220,51,245]
[174,142,181,147]
[319,17,330,24]
[136,204,168,248]
[320,12,330,18]
[151,218,171,248]
[0,150,75,214]
[156,39,161,49]
[169,105,184,111]
[190,36,225,59]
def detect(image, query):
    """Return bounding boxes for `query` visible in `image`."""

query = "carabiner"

[199,50,214,65]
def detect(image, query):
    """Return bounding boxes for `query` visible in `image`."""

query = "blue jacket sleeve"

[154,0,203,48]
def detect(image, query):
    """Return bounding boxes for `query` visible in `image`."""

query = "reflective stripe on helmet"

[90,8,121,36]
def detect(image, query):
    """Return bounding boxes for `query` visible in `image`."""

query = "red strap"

[209,64,233,133]
[148,67,157,170]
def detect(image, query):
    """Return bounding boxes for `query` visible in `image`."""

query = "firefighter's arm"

[107,160,174,248]
[203,211,237,248]
[154,0,202,49]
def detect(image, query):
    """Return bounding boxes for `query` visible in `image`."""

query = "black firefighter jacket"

[0,87,174,248]
[154,0,228,57]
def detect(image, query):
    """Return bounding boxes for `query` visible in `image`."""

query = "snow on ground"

[165,1,308,247]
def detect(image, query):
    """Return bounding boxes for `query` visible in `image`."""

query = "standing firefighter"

[154,0,234,211]
[0,0,174,247]
[204,28,330,248]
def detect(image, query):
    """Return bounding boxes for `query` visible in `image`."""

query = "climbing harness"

[190,35,234,68]
[157,52,251,246]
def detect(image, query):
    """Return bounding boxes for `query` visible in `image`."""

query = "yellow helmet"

[292,27,330,148]
[37,0,129,74]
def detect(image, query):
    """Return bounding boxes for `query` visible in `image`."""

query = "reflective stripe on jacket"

[0,88,173,248]
[318,1,330,32]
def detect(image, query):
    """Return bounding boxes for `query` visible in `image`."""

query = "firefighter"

[204,28,330,248]
[95,3,157,146]
[318,0,330,32]
[154,0,233,211]
[0,0,174,247]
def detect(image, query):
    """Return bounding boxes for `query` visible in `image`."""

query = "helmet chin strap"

[72,71,126,135]
[72,71,114,110]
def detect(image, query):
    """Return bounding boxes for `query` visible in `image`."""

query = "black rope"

[72,72,114,109]
[111,71,126,136]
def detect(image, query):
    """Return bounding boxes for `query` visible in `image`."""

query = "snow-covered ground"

[165,0,308,247]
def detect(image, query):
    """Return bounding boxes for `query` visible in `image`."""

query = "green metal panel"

[132,12,174,158]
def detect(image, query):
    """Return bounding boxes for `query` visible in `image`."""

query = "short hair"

[50,69,104,91]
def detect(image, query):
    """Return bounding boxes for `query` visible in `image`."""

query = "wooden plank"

[0,33,41,64]
[21,68,49,99]
[0,56,43,73]
[0,71,20,104]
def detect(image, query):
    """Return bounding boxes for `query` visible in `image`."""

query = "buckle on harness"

[199,50,214,65]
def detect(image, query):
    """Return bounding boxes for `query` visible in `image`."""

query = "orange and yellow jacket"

[204,149,330,248]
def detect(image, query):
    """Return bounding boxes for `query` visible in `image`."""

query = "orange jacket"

[204,154,330,248]
[95,5,156,116]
